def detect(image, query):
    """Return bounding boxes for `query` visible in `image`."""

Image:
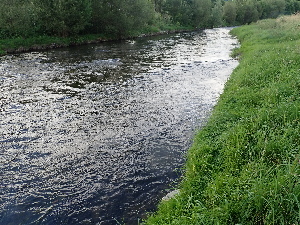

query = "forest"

[0,0,300,40]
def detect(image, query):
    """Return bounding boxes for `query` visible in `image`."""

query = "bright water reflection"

[0,28,238,224]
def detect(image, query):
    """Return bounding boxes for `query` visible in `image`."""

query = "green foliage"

[236,0,260,24]
[1,0,300,43]
[161,0,212,28]
[193,0,212,28]
[0,33,104,55]
[145,14,300,225]
[285,0,300,14]
[152,0,166,12]
[223,1,237,25]
[162,0,192,26]
[0,0,39,38]
[35,0,92,36]
[211,0,224,27]
[89,0,156,38]
[261,0,286,19]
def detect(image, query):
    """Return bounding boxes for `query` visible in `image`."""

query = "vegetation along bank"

[145,14,300,224]
[1,0,300,55]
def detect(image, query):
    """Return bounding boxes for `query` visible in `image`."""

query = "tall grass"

[145,14,300,225]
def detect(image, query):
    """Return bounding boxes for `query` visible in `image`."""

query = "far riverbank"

[0,27,194,56]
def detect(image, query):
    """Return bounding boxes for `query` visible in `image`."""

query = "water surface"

[0,28,238,224]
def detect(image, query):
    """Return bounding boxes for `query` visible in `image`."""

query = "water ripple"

[0,28,238,224]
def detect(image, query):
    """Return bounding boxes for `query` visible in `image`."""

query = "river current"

[0,28,238,224]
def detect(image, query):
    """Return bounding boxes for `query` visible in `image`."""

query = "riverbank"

[0,26,193,56]
[145,14,300,224]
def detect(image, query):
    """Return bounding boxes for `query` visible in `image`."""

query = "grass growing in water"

[145,14,300,225]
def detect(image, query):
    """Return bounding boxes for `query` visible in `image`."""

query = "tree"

[36,0,92,36]
[90,0,155,38]
[0,0,39,38]
[163,0,186,25]
[285,0,300,14]
[211,0,224,27]
[261,0,286,18]
[236,0,259,24]
[223,1,237,25]
[152,0,166,12]
[193,0,212,28]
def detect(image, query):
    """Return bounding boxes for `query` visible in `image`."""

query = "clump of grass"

[145,14,300,224]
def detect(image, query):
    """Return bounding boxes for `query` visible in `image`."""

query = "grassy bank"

[145,14,300,224]
[0,24,192,56]
[0,34,107,55]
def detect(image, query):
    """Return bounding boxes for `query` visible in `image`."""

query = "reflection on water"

[0,28,238,224]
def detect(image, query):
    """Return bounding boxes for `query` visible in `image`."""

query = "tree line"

[0,0,299,39]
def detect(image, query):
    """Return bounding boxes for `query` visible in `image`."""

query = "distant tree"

[211,0,224,27]
[1,0,299,40]
[163,0,212,28]
[0,0,39,38]
[152,0,166,12]
[236,0,259,24]
[261,0,286,18]
[129,0,156,31]
[90,0,155,38]
[163,0,186,25]
[285,0,300,14]
[223,1,237,25]
[193,0,212,28]
[36,0,92,37]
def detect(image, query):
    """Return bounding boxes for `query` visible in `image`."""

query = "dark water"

[0,28,238,225]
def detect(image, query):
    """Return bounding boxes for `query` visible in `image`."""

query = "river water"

[0,28,238,224]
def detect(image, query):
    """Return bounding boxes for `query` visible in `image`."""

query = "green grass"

[145,14,300,225]
[0,34,109,55]
[0,22,192,55]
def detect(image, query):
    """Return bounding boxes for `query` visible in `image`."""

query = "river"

[0,28,238,224]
